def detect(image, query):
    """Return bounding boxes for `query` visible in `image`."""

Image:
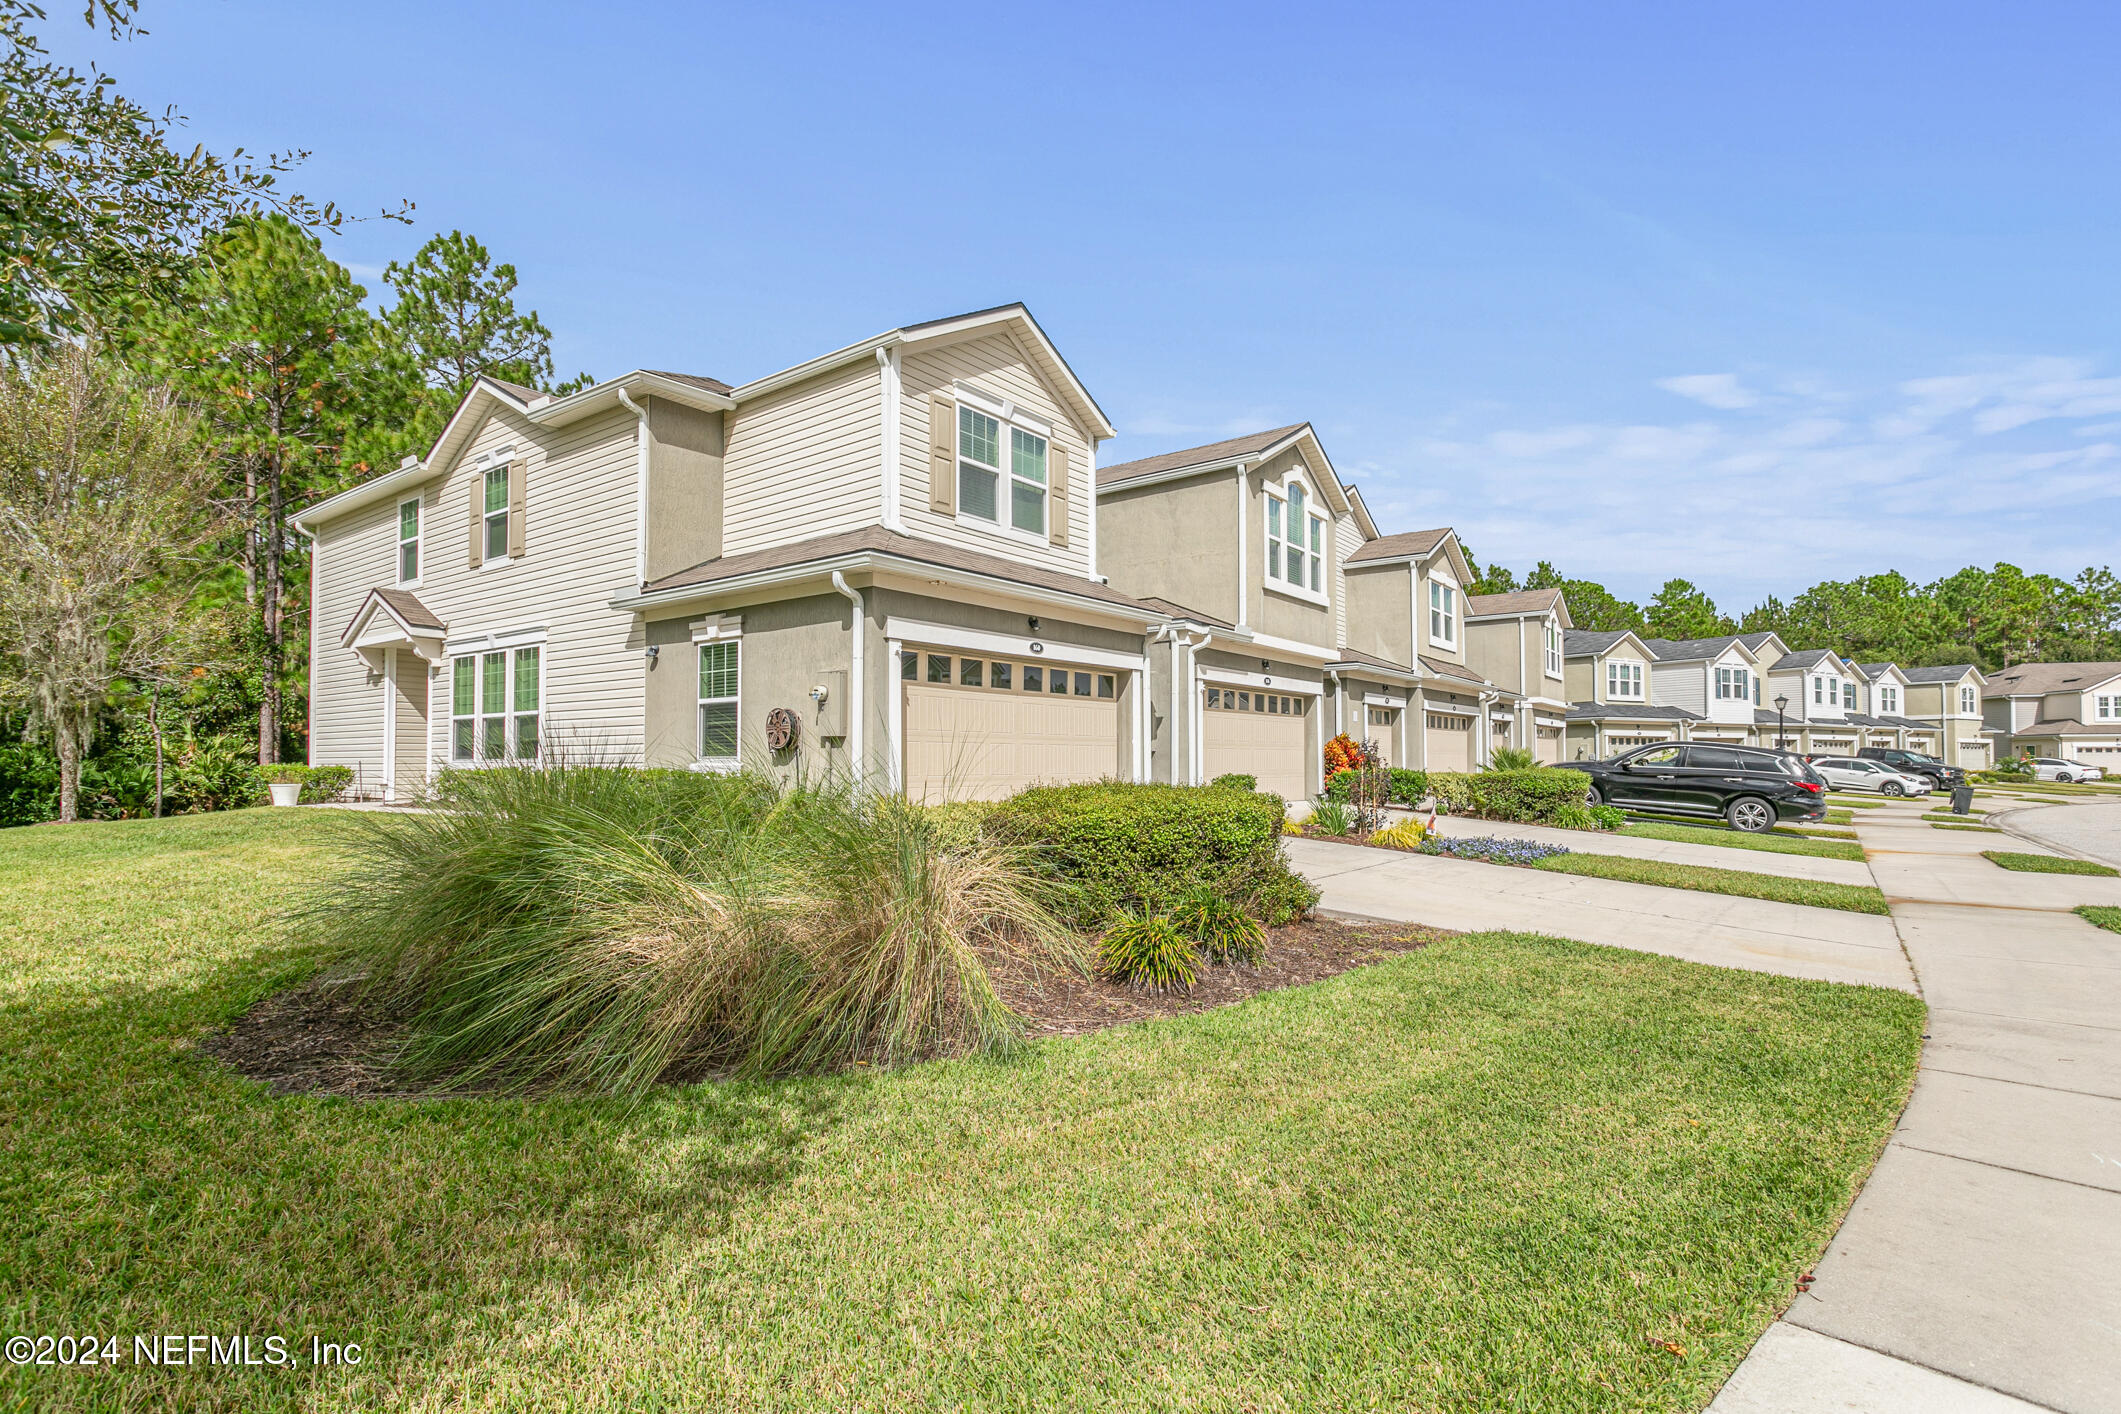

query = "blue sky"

[50,1,2121,608]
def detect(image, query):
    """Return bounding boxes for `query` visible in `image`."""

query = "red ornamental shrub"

[1324,733,1368,775]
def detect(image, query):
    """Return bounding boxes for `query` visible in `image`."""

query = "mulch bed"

[200,919,1453,1100]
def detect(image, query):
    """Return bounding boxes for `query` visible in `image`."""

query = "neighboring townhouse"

[1465,589,1573,762]
[1982,661,2121,767]
[1848,662,1941,755]
[1900,664,1992,769]
[1094,423,1368,799]
[1759,648,1866,754]
[301,303,1182,804]
[1636,632,1785,746]
[1561,630,1701,757]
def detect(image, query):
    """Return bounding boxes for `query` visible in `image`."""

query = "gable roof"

[1419,655,1497,689]
[1641,633,1759,663]
[1566,702,1702,722]
[1901,663,1985,685]
[2007,717,2121,738]
[1985,661,2121,695]
[1564,629,1645,658]
[1096,425,1307,486]
[1769,648,1841,672]
[338,585,445,653]
[1468,588,1566,619]
[1345,527,1452,564]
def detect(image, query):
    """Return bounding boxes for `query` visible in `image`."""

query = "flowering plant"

[1420,835,1572,865]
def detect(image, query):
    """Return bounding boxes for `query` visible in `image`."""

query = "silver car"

[2029,757,2105,783]
[1810,756,1934,797]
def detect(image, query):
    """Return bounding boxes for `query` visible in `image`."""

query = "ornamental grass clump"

[298,761,1080,1095]
[1165,884,1265,965]
[1097,908,1200,991]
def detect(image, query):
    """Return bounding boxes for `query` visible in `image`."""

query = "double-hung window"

[1813,675,1826,706]
[397,497,420,583]
[1716,665,1750,701]
[1960,685,1977,714]
[482,465,510,562]
[1544,622,1562,677]
[451,646,540,763]
[2098,694,2120,721]
[1880,686,1899,715]
[698,640,740,764]
[1843,681,1857,711]
[1428,580,1457,646]
[957,406,1048,537]
[1607,660,1643,699]
[1264,482,1327,596]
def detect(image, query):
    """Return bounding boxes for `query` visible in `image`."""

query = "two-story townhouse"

[1635,632,1785,746]
[300,304,1178,804]
[1760,648,1863,754]
[1094,424,1368,799]
[1465,590,1573,762]
[1846,662,1941,755]
[1982,661,2121,767]
[1338,529,1515,771]
[1900,664,1992,769]
[1562,630,1701,758]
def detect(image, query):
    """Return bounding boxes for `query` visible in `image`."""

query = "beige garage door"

[1535,726,1563,763]
[1204,687,1309,800]
[902,650,1121,803]
[1425,710,1475,772]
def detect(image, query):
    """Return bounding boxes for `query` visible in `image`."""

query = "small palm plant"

[1308,798,1354,835]
[1166,884,1265,965]
[1485,746,1540,772]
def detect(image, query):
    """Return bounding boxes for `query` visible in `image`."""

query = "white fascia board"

[1200,664,1323,696]
[1243,630,1337,662]
[884,617,1145,672]
[299,460,439,531]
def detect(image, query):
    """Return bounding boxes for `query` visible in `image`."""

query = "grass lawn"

[1780,825,1863,841]
[1616,820,1866,863]
[2074,905,2121,933]
[1981,849,2121,876]
[1824,810,1855,825]
[1824,795,1890,810]
[1931,822,2003,833]
[1921,812,1987,823]
[1532,853,1891,914]
[0,810,1926,1413]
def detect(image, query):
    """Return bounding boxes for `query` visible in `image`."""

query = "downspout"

[616,388,650,587]
[1327,668,1344,739]
[830,571,865,786]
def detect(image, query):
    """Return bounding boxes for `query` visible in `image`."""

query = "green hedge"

[1428,768,1587,824]
[1388,768,1428,804]
[260,764,355,804]
[986,782,1318,925]
[1209,773,1257,791]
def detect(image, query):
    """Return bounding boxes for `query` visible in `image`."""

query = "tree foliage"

[1644,577,1734,641]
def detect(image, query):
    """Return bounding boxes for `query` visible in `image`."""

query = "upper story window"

[1607,660,1643,699]
[1879,685,1899,715]
[1715,665,1750,700]
[1843,681,1857,711]
[1544,621,1562,677]
[2097,694,2121,721]
[1265,480,1326,598]
[397,497,421,583]
[957,406,1047,538]
[1428,579,1457,647]
[1960,685,1977,714]
[482,466,510,562]
[1812,674,1827,706]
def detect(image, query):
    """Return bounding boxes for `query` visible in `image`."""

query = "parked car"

[1810,756,1935,798]
[2028,756,2105,783]
[1856,746,1966,791]
[1556,743,1828,832]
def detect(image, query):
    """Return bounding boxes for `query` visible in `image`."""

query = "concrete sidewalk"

[1424,812,1876,885]
[1285,836,1912,990]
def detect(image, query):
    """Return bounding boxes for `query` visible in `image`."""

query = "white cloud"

[1656,373,1758,410]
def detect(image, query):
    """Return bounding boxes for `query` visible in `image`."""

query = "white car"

[2029,757,2105,783]
[1809,756,1935,797]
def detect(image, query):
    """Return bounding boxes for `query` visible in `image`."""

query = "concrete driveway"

[1289,804,2121,1412]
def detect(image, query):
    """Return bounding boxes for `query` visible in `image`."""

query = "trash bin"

[1951,784,1974,816]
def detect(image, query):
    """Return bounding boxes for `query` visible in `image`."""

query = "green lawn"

[1617,820,1866,862]
[1981,849,2121,877]
[2074,905,2121,933]
[1824,810,1855,825]
[1931,822,2002,833]
[1534,853,1891,914]
[0,810,1926,1413]
[1824,795,1889,809]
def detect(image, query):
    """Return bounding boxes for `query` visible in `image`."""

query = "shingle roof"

[2004,718,2121,739]
[1770,648,1838,672]
[1901,663,1980,684]
[1985,661,2121,695]
[1641,634,1752,662]
[1345,528,1453,564]
[372,586,444,631]
[485,377,545,404]
[1095,425,1307,487]
[1136,595,1233,629]
[641,526,1161,615]
[1467,588,1564,617]
[1420,656,1495,687]
[1857,661,1900,678]
[1565,702,1702,722]
[644,369,736,395]
[1737,632,1782,650]
[1563,629,1635,656]
[1330,647,1416,676]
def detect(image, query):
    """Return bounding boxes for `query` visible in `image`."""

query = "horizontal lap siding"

[1334,518,1363,648]
[308,496,396,790]
[722,361,881,557]
[898,332,1095,579]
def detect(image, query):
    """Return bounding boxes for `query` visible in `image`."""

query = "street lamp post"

[1774,694,1789,750]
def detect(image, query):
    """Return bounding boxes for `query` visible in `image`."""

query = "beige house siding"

[307,492,401,789]
[642,593,861,774]
[1342,565,1411,667]
[723,358,882,558]
[1415,561,1467,666]
[1241,448,1336,648]
[644,398,725,582]
[898,331,1096,578]
[1565,656,1596,704]
[1096,471,1239,624]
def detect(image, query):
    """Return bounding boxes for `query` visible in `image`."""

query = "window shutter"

[468,471,483,568]
[928,393,955,515]
[1048,444,1070,547]
[507,458,527,558]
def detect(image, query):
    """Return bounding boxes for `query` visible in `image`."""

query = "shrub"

[302,763,1081,1093]
[1308,798,1354,835]
[1485,746,1539,772]
[1243,867,1320,926]
[1422,835,1573,864]
[1209,773,1257,791]
[1428,769,1588,825]
[986,782,1303,926]
[1167,884,1265,965]
[1547,802,1599,831]
[1387,768,1428,805]
[1323,733,1369,775]
[1371,817,1428,849]
[1097,909,1200,990]
[1326,765,1389,806]
[298,765,355,803]
[1588,804,1626,830]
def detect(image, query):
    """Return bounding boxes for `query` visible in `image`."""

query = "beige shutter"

[927,393,955,515]
[1048,444,1070,547]
[467,469,483,568]
[507,458,526,558]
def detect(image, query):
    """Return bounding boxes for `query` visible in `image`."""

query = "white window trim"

[1606,658,1644,700]
[695,635,742,772]
[1427,575,1459,649]
[951,397,1053,549]
[1261,470,1330,607]
[1543,621,1562,678]
[448,641,544,768]
[396,494,422,586]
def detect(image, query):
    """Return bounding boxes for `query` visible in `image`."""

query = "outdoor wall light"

[643,645,659,662]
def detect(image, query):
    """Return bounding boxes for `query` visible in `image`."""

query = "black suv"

[1856,746,1964,790]
[1555,743,1828,832]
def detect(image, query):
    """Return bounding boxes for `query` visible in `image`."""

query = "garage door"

[902,650,1121,802]
[1426,710,1475,772]
[1535,726,1563,763]
[1205,687,1309,800]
